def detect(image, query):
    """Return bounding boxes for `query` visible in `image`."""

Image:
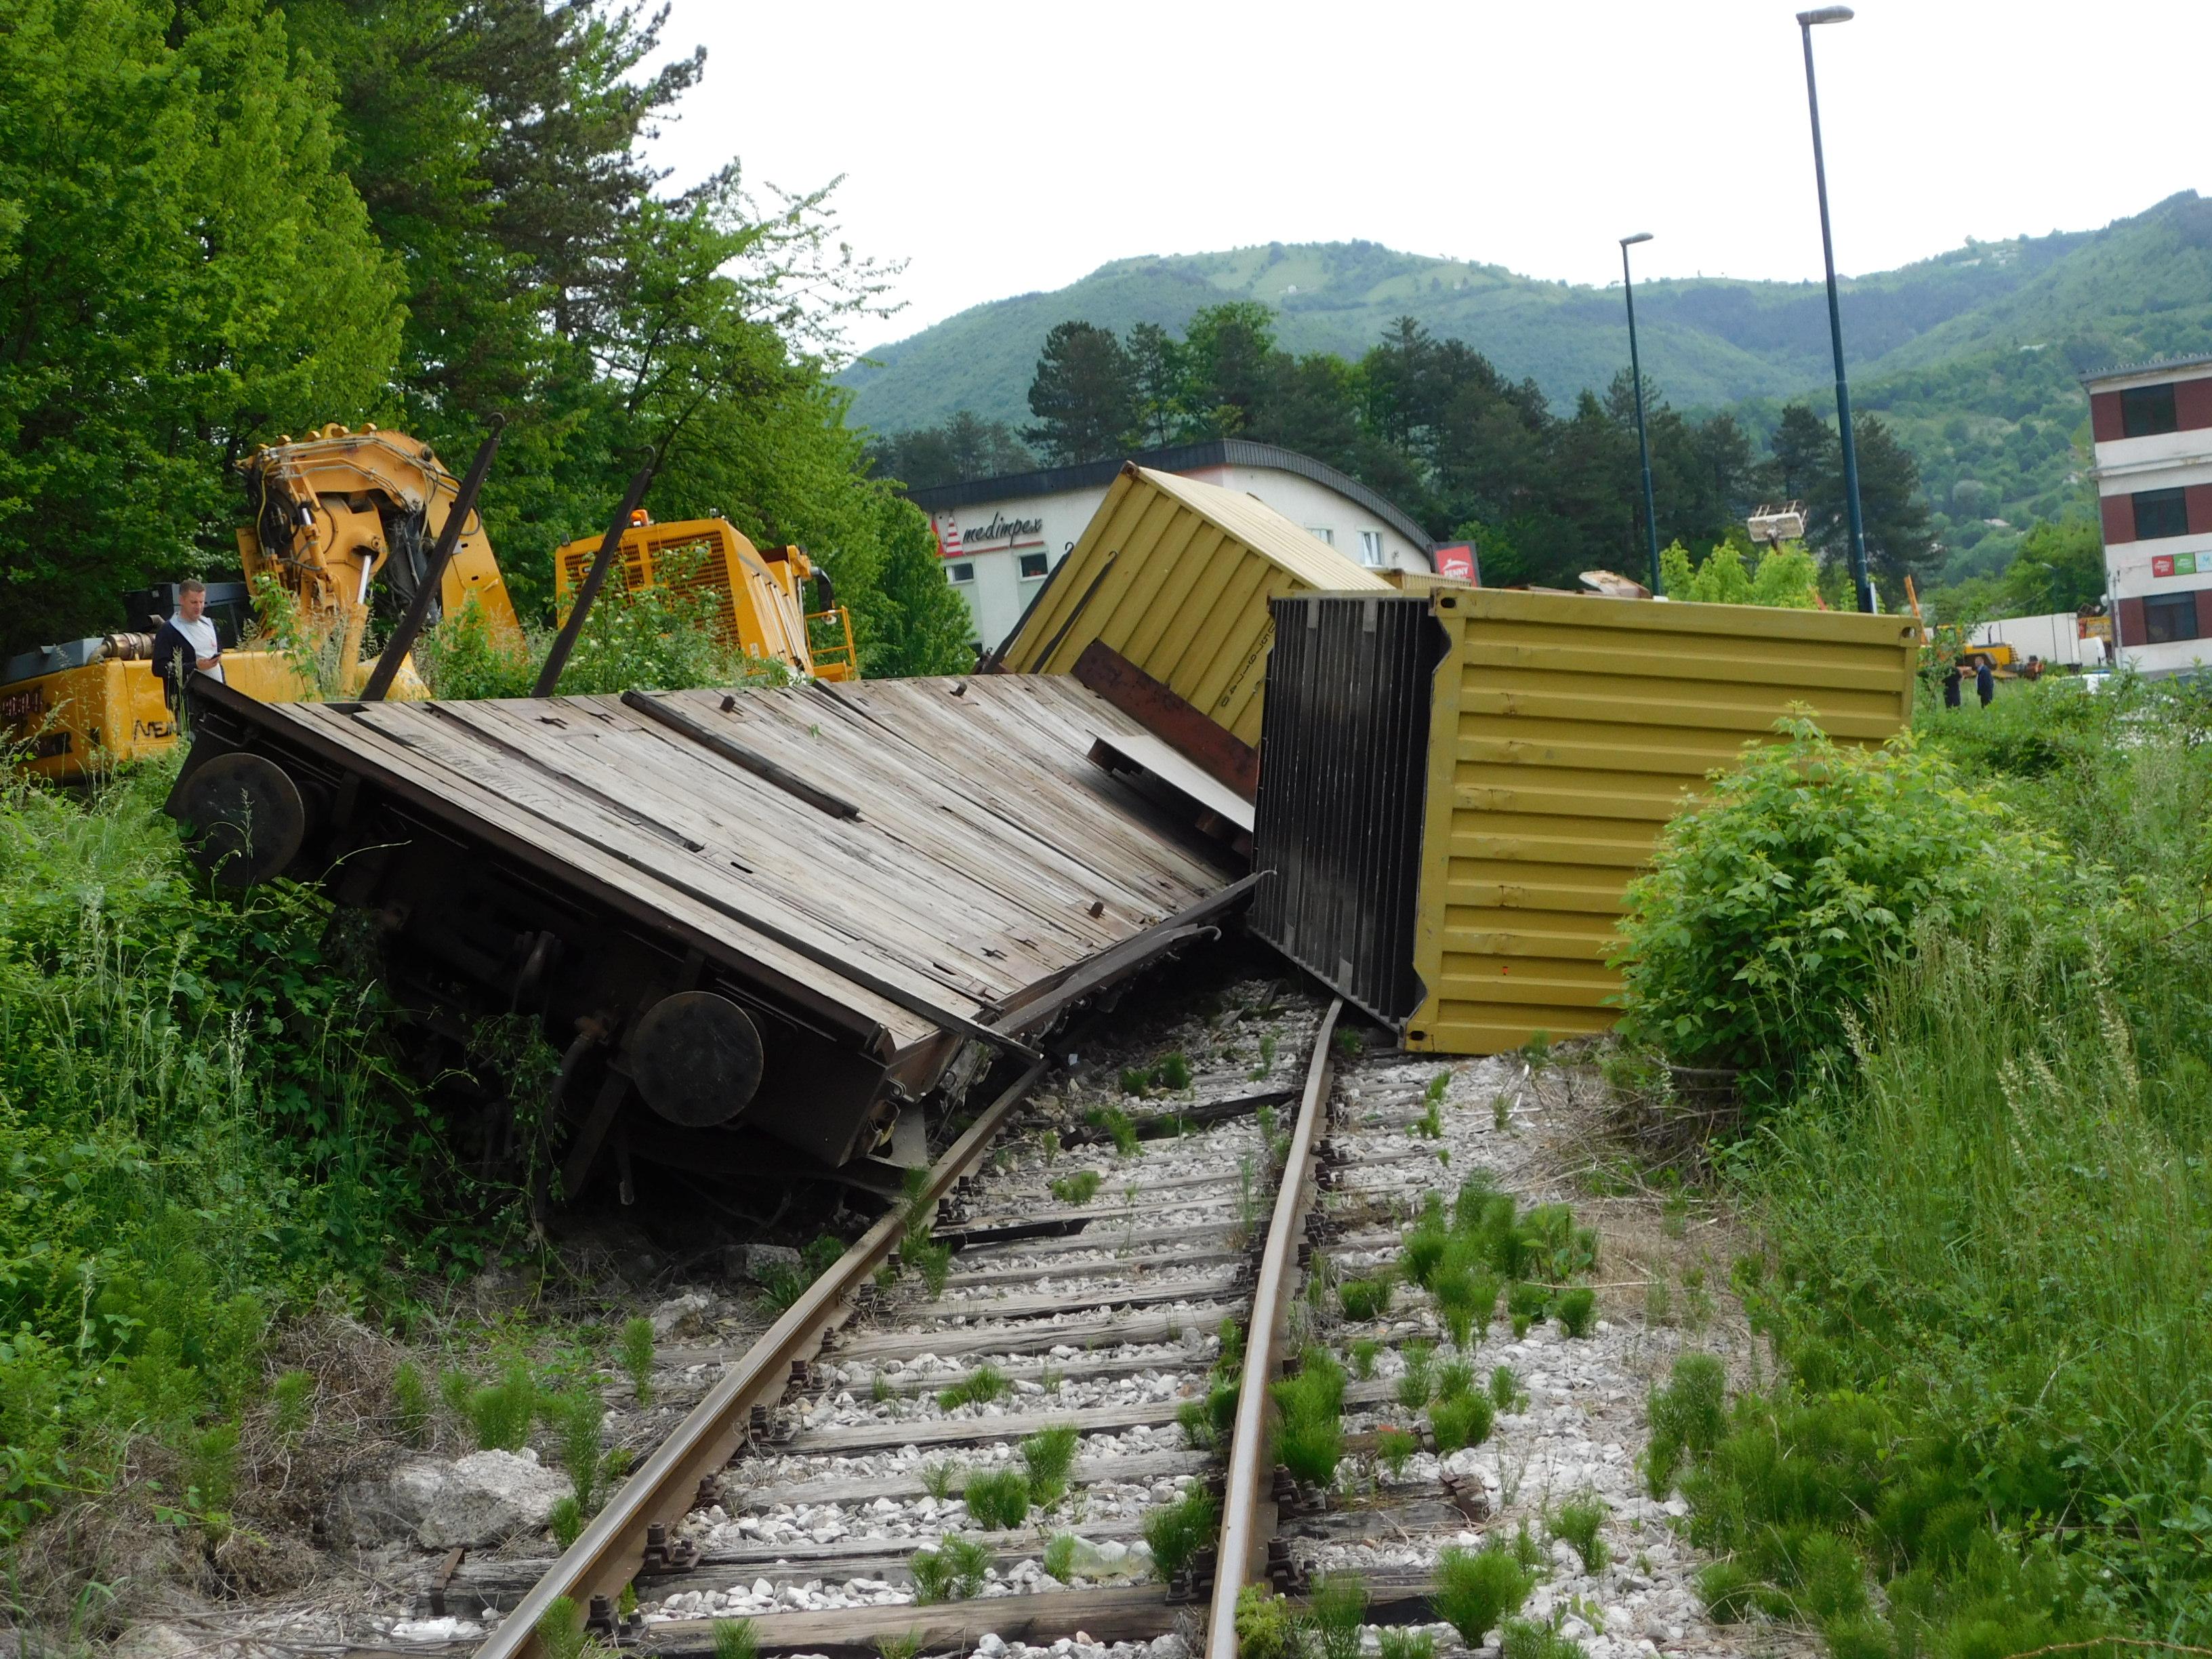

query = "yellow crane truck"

[4,424,857,782]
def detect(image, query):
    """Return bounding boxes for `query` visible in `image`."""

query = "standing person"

[1942,661,1962,709]
[1975,656,1994,708]
[150,579,226,717]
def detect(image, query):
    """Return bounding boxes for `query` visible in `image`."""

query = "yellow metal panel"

[1404,587,1918,1054]
[999,464,1387,741]
[5,653,312,782]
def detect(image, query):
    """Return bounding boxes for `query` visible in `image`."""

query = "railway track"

[434,985,1339,1659]
[409,995,1725,1659]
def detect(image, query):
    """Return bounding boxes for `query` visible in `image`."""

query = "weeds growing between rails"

[1618,675,2212,1651]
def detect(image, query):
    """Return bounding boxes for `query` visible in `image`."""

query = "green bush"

[1549,1496,1608,1572]
[1019,1424,1080,1507]
[1235,1586,1298,1659]
[1307,1572,1368,1659]
[1050,1170,1103,1205]
[1272,1349,1345,1488]
[620,1317,656,1405]
[1338,1276,1393,1322]
[1143,1485,1217,1580]
[1556,1286,1597,1338]
[1433,1541,1534,1647]
[1612,716,2059,1096]
[960,1467,1029,1530]
[1430,1392,1494,1453]
[1644,1353,1727,1497]
[937,1363,1009,1410]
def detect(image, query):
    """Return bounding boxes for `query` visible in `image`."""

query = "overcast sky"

[648,0,2209,353]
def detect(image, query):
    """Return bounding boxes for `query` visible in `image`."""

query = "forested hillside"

[0,0,970,672]
[848,192,2212,588]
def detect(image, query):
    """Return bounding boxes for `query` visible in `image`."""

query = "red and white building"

[2085,353,2212,675]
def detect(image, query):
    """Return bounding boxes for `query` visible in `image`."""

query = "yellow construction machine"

[5,424,860,781]
[552,512,858,681]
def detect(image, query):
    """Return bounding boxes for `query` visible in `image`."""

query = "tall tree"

[1124,322,1184,448]
[1178,302,1279,438]
[1025,321,1136,464]
[1765,403,1838,506]
[0,0,401,652]
[1849,414,1938,588]
[867,413,1035,490]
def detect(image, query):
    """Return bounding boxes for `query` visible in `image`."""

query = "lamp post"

[1618,232,1662,596]
[1797,4,1875,614]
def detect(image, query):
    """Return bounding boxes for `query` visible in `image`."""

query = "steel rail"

[476,1058,1050,1659]
[1205,997,1342,1658]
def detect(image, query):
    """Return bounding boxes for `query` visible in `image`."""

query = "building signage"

[1433,541,1477,583]
[960,512,1044,548]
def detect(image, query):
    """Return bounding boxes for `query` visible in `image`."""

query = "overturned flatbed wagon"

[168,676,1247,1197]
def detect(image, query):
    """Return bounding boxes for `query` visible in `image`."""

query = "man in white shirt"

[150,578,226,713]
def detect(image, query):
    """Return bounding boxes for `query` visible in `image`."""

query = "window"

[2133,487,2190,540]
[1018,551,1048,579]
[1358,531,1385,567]
[1306,527,1335,546]
[947,562,974,583]
[2144,592,2203,645]
[2122,384,2179,438]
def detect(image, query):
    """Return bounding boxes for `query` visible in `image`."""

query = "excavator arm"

[237,423,517,687]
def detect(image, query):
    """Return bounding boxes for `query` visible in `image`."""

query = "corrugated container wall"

[1252,589,1921,1053]
[998,464,1389,749]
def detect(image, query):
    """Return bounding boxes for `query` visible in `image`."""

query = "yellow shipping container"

[1249,587,1920,1054]
[996,464,1389,754]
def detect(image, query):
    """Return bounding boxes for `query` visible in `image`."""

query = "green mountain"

[838,192,2212,585]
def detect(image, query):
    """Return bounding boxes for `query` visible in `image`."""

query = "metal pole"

[361,417,504,701]
[1621,241,1662,595]
[1799,15,1875,613]
[531,462,657,697]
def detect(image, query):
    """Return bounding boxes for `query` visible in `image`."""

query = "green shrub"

[1695,1559,1761,1622]
[1043,1532,1077,1582]
[1396,1340,1435,1410]
[1050,1170,1103,1205]
[1088,1105,1141,1156]
[1433,1541,1534,1647]
[1490,1365,1526,1413]
[468,1359,538,1451]
[1500,1618,1584,1659]
[1338,1277,1393,1322]
[1557,1287,1597,1338]
[1308,1572,1369,1659]
[909,1536,990,1603]
[1434,1361,1473,1402]
[1143,1485,1217,1580]
[1612,716,2059,1097]
[1019,1424,1080,1507]
[536,1597,587,1659]
[271,1369,313,1441]
[1378,1629,1435,1659]
[1644,1353,1727,1497]
[1235,1586,1298,1659]
[392,1361,432,1446]
[961,1467,1030,1529]
[549,1389,603,1509]
[1376,1426,1417,1479]
[1550,1496,1608,1572]
[1399,1224,1449,1288]
[1349,1338,1380,1379]
[712,1619,759,1659]
[1272,1349,1345,1488]
[1157,1053,1193,1090]
[617,1317,655,1405]
[1430,1392,1494,1453]
[548,1494,583,1550]
[937,1363,1009,1410]
[919,1459,958,1500]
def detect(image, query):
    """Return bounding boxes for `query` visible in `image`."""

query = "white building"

[906,440,1438,648]
[2084,353,2212,676]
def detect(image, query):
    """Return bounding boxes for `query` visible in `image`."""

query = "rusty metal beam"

[476,1057,1050,1659]
[1205,997,1340,1658]
[1071,640,1260,802]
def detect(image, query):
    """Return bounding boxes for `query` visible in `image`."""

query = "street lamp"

[1797,4,1875,614]
[1618,232,1662,596]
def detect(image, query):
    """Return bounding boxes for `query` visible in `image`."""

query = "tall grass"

[1678,680,2212,1647]
[0,757,436,1553]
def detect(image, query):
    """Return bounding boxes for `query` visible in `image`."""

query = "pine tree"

[1025,322,1138,464]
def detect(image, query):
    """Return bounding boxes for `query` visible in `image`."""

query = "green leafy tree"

[1025,321,1137,464]
[0,0,402,653]
[2002,512,2106,613]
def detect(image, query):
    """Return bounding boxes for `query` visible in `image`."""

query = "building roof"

[902,438,1435,554]
[2079,350,2212,389]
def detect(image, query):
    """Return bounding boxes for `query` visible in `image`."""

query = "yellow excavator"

[4,424,859,781]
